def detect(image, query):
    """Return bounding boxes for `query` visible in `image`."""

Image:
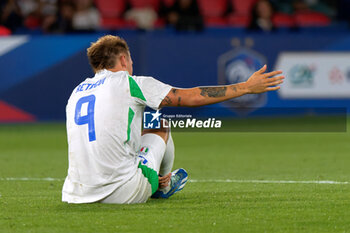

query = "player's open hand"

[245,65,284,94]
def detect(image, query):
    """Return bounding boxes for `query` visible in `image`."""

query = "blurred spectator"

[0,0,344,33]
[16,0,58,30]
[41,0,59,32]
[0,0,23,33]
[17,0,38,16]
[165,0,203,31]
[124,7,157,30]
[56,0,74,32]
[21,0,41,29]
[249,0,275,32]
[44,0,74,33]
[72,0,100,31]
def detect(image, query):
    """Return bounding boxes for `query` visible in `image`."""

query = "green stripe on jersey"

[125,107,135,143]
[128,76,146,101]
[138,162,159,194]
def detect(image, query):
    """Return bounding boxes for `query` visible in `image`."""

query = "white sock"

[159,133,175,176]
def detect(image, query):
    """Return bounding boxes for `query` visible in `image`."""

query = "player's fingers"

[159,181,169,188]
[158,177,168,183]
[263,70,283,78]
[159,176,170,186]
[159,180,169,188]
[159,173,171,183]
[267,75,285,82]
[267,80,284,87]
[159,180,169,187]
[160,176,170,182]
[266,77,284,85]
[256,64,267,74]
[266,86,281,91]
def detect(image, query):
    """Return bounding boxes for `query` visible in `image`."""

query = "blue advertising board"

[0,30,349,122]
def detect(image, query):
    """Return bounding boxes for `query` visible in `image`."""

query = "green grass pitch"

[0,119,349,233]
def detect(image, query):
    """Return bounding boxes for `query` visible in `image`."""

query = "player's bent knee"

[142,119,169,143]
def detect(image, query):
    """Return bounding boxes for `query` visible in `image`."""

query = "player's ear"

[119,54,127,68]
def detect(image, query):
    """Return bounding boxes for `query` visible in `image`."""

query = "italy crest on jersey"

[138,146,150,165]
[139,146,149,154]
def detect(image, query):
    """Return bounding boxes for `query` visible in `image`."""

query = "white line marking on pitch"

[189,179,349,184]
[0,178,348,184]
[0,177,63,181]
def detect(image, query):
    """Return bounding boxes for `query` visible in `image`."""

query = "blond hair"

[87,35,130,72]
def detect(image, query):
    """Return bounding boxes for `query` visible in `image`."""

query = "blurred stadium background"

[0,0,349,123]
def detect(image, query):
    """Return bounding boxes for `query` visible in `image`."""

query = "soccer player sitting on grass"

[62,35,284,204]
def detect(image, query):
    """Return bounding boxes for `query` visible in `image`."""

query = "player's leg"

[140,119,169,175]
[100,120,187,204]
[159,131,175,176]
[140,119,188,199]
[141,119,174,177]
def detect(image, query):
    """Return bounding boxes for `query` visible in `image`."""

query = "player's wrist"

[238,82,251,95]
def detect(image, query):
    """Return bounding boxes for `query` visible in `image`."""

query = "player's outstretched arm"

[160,65,284,108]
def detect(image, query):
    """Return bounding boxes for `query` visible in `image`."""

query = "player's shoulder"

[129,74,158,84]
[92,69,127,82]
[106,70,129,79]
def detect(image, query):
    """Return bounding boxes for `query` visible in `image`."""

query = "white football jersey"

[62,70,172,203]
